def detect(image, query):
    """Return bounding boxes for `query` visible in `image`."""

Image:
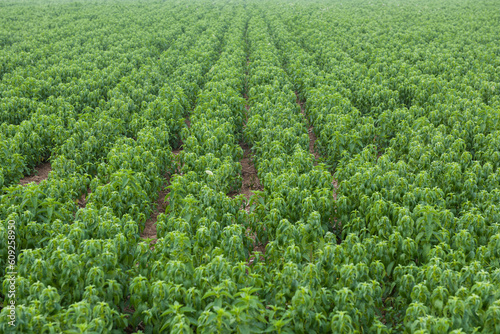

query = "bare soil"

[172,147,183,155]
[237,142,262,207]
[77,188,91,209]
[294,91,340,209]
[140,173,171,245]
[295,92,320,162]
[332,178,338,200]
[240,95,267,261]
[227,97,263,209]
[19,161,52,185]
[140,136,184,244]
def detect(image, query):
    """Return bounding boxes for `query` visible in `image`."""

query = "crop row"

[128,8,249,333]
[268,1,500,332]
[1,0,499,333]
[0,1,207,187]
[0,2,232,331]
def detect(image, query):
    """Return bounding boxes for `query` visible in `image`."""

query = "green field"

[1,0,500,332]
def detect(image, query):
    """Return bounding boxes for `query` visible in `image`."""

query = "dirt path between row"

[140,173,170,244]
[295,91,320,163]
[294,92,339,199]
[77,187,91,209]
[238,141,263,210]
[139,116,190,244]
[241,91,267,261]
[19,161,52,185]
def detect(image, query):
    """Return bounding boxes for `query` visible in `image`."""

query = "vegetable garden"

[1,0,499,332]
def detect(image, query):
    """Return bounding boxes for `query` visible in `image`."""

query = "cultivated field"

[1,0,500,332]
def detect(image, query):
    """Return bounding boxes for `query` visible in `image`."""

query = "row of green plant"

[128,10,254,333]
[241,12,389,332]
[1,0,499,332]
[0,1,232,332]
[0,0,204,187]
[269,0,500,331]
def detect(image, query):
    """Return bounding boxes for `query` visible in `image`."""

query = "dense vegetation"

[1,0,499,332]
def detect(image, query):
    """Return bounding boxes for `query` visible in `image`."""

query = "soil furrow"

[140,173,170,245]
[295,91,320,163]
[19,161,52,185]
[139,116,188,244]
[237,141,262,208]
[77,187,91,209]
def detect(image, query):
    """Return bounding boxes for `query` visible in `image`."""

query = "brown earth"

[19,161,52,185]
[240,97,267,261]
[140,175,170,245]
[333,178,338,200]
[140,138,184,244]
[172,147,183,155]
[77,188,91,209]
[238,142,263,209]
[295,92,320,163]
[295,91,340,211]
[227,99,262,209]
